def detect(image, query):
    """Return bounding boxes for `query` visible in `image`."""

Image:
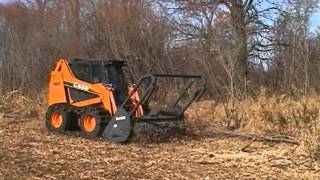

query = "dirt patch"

[0,117,319,179]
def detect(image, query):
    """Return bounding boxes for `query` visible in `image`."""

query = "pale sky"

[311,11,320,32]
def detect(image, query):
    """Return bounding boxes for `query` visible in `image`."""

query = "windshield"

[70,62,133,85]
[70,63,105,84]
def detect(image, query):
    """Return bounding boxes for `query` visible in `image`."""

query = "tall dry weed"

[0,90,45,120]
[212,88,320,157]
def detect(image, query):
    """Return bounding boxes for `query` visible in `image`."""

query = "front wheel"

[79,108,109,139]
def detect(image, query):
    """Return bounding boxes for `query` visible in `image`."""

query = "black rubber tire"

[45,104,77,133]
[79,108,109,139]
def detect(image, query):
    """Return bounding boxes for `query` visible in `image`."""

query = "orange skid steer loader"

[46,58,206,143]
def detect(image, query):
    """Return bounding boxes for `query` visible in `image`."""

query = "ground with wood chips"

[0,95,320,179]
[0,115,320,179]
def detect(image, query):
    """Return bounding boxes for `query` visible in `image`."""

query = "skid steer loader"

[46,58,206,143]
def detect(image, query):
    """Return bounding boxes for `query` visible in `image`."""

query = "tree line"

[0,0,319,100]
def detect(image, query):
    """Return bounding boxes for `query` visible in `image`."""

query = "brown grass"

[186,88,320,158]
[1,89,320,158]
[0,90,45,121]
[1,90,320,179]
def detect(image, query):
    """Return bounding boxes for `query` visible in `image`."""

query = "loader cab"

[69,58,132,104]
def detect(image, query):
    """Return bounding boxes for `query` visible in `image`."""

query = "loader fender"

[102,107,132,143]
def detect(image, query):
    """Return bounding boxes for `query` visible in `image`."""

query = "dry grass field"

[0,91,320,179]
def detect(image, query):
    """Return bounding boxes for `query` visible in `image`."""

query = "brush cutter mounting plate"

[102,107,132,143]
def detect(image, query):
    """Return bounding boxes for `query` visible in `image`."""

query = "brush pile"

[0,90,44,122]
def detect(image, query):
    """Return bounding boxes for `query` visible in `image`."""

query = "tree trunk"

[68,0,82,55]
[229,0,248,94]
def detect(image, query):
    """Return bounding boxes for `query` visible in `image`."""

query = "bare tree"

[0,0,319,100]
[156,0,286,98]
[273,0,319,95]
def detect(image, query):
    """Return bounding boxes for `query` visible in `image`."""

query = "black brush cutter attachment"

[102,73,206,143]
[102,107,132,143]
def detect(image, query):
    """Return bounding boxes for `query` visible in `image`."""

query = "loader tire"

[79,108,109,139]
[45,104,77,133]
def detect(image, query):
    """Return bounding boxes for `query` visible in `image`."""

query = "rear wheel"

[45,104,77,132]
[79,108,109,139]
[51,112,63,129]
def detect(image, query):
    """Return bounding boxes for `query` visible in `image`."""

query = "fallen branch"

[202,127,300,145]
[223,131,300,145]
[240,137,257,152]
